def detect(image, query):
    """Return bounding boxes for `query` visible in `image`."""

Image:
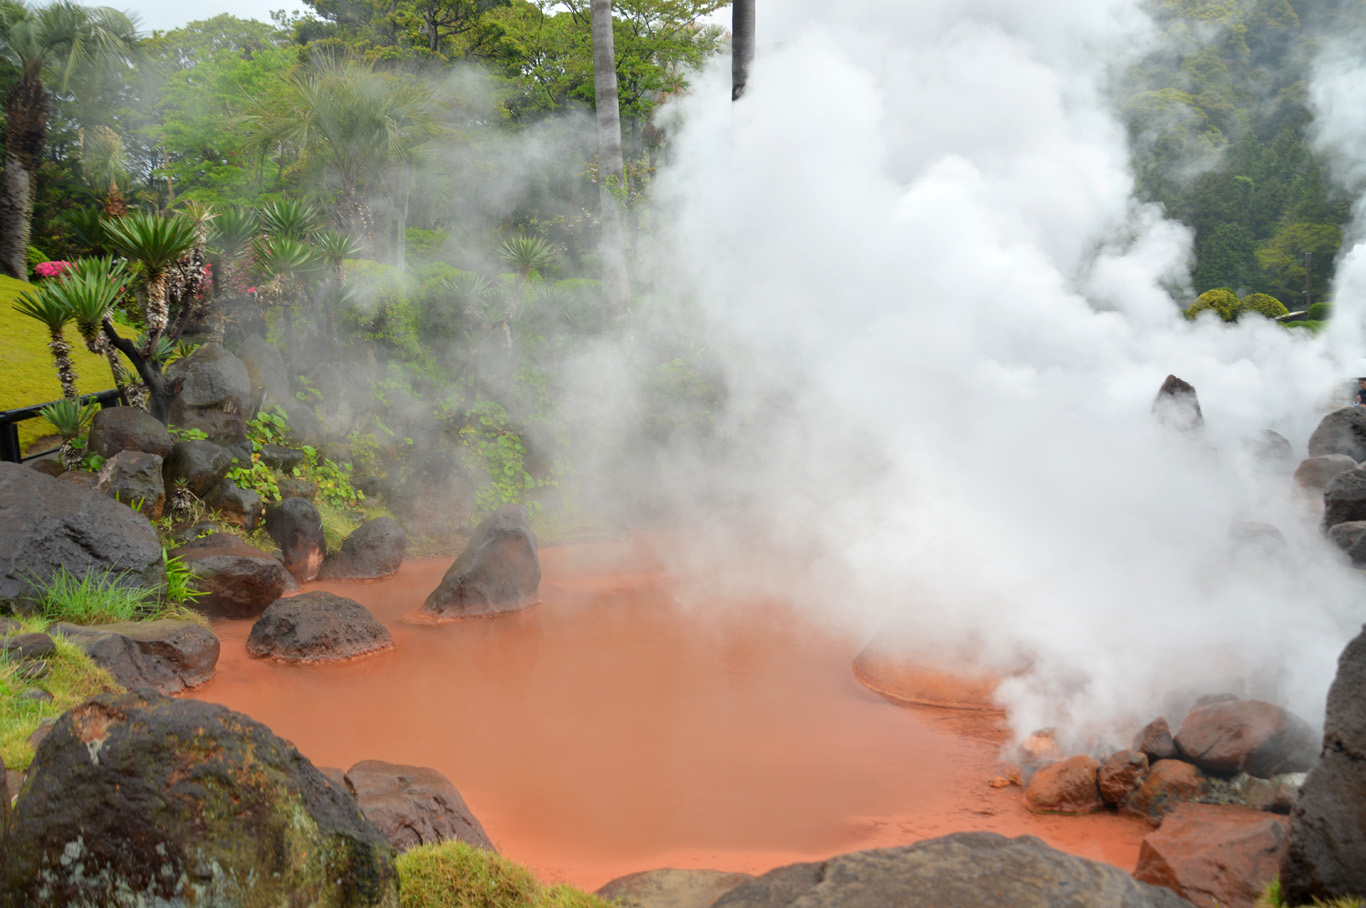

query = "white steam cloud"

[635,0,1366,749]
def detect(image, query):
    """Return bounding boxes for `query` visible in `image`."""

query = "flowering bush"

[33,260,74,279]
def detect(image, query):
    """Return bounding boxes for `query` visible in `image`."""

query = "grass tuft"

[33,568,164,625]
[0,624,121,770]
[395,840,614,908]
[1258,878,1366,908]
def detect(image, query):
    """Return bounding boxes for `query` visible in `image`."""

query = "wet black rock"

[162,438,232,498]
[264,496,326,582]
[247,592,392,663]
[86,405,173,460]
[321,517,407,581]
[422,505,540,618]
[52,619,219,694]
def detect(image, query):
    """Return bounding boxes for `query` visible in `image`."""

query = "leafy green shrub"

[459,400,543,515]
[294,444,365,509]
[1307,301,1332,320]
[1286,319,1327,335]
[1185,287,1240,321]
[395,840,613,908]
[1240,292,1289,319]
[163,549,206,606]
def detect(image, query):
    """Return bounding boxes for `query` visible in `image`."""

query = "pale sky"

[124,0,311,35]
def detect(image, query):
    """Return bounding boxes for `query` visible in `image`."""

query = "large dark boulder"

[1280,624,1366,904]
[235,334,291,415]
[162,439,232,498]
[709,833,1194,908]
[307,362,374,440]
[167,342,253,422]
[247,592,393,663]
[0,690,399,908]
[172,534,288,619]
[1174,699,1317,779]
[94,450,165,520]
[321,517,407,580]
[52,619,219,694]
[421,505,540,618]
[0,463,163,610]
[1308,407,1366,461]
[391,447,477,539]
[264,497,326,582]
[597,869,754,908]
[204,478,263,532]
[1327,521,1366,566]
[1295,455,1358,492]
[86,406,173,460]
[1323,469,1366,532]
[343,760,494,852]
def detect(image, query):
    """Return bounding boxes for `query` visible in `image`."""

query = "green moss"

[0,274,119,451]
[1185,287,1240,321]
[396,841,614,908]
[0,625,122,770]
[1240,292,1289,319]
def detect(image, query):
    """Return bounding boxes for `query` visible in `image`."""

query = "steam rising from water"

[636,0,1366,747]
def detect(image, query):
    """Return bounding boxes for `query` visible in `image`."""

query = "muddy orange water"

[186,538,1148,889]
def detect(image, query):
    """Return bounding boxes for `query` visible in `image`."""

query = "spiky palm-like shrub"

[260,199,318,241]
[14,285,77,400]
[40,256,137,404]
[498,235,557,281]
[37,397,97,470]
[102,212,200,344]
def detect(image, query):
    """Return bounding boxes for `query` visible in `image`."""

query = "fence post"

[0,423,20,464]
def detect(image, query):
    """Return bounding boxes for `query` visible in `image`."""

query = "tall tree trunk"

[591,0,631,317]
[0,77,49,280]
[0,154,35,279]
[49,330,77,401]
[733,0,755,101]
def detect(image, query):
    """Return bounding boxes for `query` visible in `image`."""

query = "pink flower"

[34,260,74,279]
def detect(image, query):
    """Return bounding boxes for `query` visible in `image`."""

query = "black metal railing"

[0,389,123,464]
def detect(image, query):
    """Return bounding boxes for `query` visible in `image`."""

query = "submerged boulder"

[320,517,407,580]
[344,760,494,852]
[0,463,164,610]
[1281,624,1366,904]
[708,832,1193,908]
[172,534,288,619]
[247,592,393,663]
[421,505,540,618]
[264,496,326,582]
[0,690,399,908]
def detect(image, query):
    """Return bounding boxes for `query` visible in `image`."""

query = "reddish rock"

[1133,803,1288,908]
[171,534,288,619]
[1296,455,1359,491]
[344,760,493,853]
[1099,750,1150,806]
[1135,717,1179,762]
[421,505,540,618]
[1015,728,1064,781]
[1024,755,1103,815]
[1174,699,1317,778]
[1125,759,1208,823]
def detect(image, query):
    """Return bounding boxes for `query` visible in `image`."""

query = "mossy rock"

[0,690,399,907]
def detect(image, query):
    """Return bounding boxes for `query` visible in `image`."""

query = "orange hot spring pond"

[186,538,1149,889]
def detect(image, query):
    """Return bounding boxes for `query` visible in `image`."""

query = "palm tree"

[102,211,200,349]
[590,0,631,317]
[13,284,78,400]
[57,256,138,404]
[241,59,441,268]
[732,0,754,101]
[0,1,139,279]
